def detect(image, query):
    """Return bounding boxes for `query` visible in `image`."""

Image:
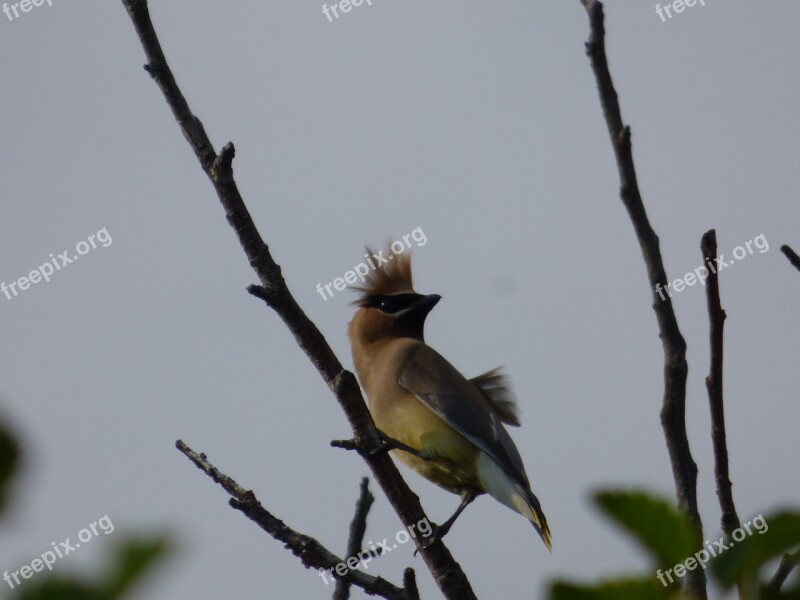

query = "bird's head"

[348,247,440,345]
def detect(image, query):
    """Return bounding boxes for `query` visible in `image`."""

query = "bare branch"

[780,245,800,273]
[578,2,705,597]
[334,478,378,600]
[766,549,800,595]
[701,230,740,540]
[122,1,476,597]
[403,568,421,600]
[175,441,408,600]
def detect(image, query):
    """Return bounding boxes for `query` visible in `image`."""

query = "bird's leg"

[331,428,435,460]
[331,431,433,459]
[433,489,478,539]
[369,430,433,460]
[417,489,479,551]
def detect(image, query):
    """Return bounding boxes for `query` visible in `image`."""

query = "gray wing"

[398,344,529,486]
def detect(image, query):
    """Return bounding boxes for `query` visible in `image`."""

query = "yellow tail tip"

[540,525,553,553]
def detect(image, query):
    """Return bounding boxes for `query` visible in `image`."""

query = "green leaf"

[16,536,170,600]
[99,536,171,597]
[550,577,673,600]
[593,490,697,568]
[0,418,20,514]
[712,512,800,588]
[768,580,800,600]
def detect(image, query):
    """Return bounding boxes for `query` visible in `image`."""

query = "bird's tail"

[513,487,552,553]
[477,453,552,552]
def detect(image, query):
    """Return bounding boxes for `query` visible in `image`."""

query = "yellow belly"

[373,392,481,494]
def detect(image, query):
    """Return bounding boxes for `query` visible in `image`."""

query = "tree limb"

[766,549,800,595]
[121,1,476,597]
[701,231,745,599]
[700,230,740,538]
[175,441,408,600]
[579,2,705,597]
[780,245,800,273]
[403,568,421,600]
[334,478,379,600]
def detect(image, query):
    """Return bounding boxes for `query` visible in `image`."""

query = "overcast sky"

[1,1,798,598]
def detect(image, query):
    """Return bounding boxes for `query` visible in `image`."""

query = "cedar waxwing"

[348,247,551,552]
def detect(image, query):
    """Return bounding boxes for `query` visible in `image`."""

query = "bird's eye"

[373,297,398,312]
[369,293,423,314]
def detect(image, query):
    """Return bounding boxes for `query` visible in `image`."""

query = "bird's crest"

[352,246,415,306]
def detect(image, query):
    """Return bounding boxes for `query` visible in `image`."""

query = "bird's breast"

[371,387,481,494]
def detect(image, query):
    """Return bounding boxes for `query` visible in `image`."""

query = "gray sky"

[1,1,798,598]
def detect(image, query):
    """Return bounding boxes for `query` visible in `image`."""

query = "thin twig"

[175,441,408,600]
[766,549,800,595]
[701,230,740,539]
[579,2,705,597]
[334,478,377,600]
[780,245,800,273]
[121,2,475,597]
[403,568,421,600]
[701,231,744,599]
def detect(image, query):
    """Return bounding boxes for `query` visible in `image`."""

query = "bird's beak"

[395,294,441,318]
[416,293,441,309]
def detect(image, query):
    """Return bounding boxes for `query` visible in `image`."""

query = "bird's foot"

[412,523,449,556]
[370,431,433,461]
[330,432,432,460]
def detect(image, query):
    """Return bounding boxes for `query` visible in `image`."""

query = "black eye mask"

[367,293,425,315]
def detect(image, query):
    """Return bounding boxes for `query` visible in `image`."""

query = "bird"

[347,246,551,551]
